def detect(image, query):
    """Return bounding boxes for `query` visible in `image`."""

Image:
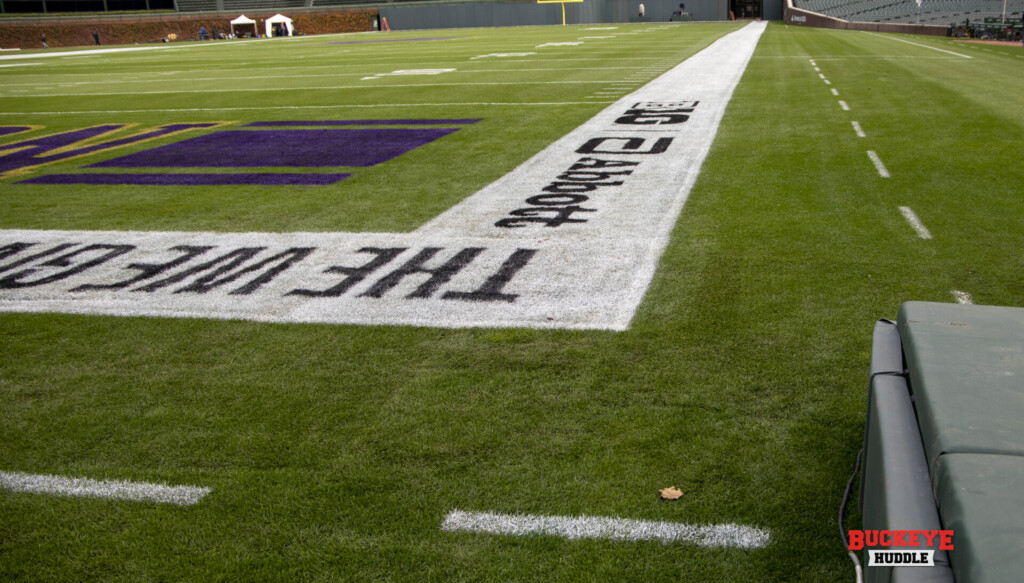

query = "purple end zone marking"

[19,173,350,186]
[0,127,31,137]
[245,119,481,127]
[328,37,459,45]
[0,123,219,175]
[90,128,458,168]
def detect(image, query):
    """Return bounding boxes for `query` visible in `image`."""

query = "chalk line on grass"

[951,290,973,304]
[851,121,866,138]
[838,100,850,111]
[0,470,210,506]
[4,79,635,99]
[867,150,890,178]
[440,509,770,548]
[0,22,768,331]
[899,206,932,239]
[0,102,610,115]
[862,32,973,59]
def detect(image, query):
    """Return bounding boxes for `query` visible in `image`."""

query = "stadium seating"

[174,0,217,13]
[794,0,1023,25]
[219,0,307,11]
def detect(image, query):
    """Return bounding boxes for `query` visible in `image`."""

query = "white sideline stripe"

[951,290,973,304]
[899,206,932,239]
[440,510,770,548]
[782,56,960,60]
[0,39,267,61]
[851,120,866,137]
[838,100,850,111]
[0,101,606,115]
[32,65,636,86]
[3,80,629,98]
[867,150,890,177]
[862,32,972,59]
[0,471,210,506]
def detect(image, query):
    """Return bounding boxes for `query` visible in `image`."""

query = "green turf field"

[2,21,1023,581]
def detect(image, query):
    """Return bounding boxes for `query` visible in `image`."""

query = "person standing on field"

[40,33,48,48]
[92,30,100,45]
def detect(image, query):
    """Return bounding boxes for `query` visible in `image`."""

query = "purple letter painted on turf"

[0,127,32,137]
[19,173,350,186]
[90,129,458,168]
[244,119,481,127]
[0,124,218,176]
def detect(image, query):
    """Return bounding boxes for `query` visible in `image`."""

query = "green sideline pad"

[896,302,1024,581]
[897,302,1024,468]
[932,454,1024,583]
[860,321,954,583]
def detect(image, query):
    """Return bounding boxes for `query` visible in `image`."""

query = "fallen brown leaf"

[659,487,683,500]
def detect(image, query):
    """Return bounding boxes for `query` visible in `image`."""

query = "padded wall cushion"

[932,453,1024,583]
[897,302,1024,471]
[860,375,953,583]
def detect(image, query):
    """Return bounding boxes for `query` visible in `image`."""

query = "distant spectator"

[92,31,100,46]
[639,3,645,18]
[40,33,48,49]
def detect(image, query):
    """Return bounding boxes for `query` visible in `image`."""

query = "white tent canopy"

[265,14,294,38]
[229,15,257,36]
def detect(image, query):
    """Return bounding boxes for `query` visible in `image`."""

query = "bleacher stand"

[794,0,1023,33]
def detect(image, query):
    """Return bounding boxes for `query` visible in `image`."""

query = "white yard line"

[830,88,839,96]
[3,80,632,99]
[899,206,932,239]
[440,509,770,548]
[951,290,973,304]
[0,470,210,506]
[5,67,648,88]
[861,32,973,59]
[867,150,890,177]
[0,102,608,115]
[0,40,266,61]
[851,121,866,138]
[838,100,850,111]
[766,56,963,60]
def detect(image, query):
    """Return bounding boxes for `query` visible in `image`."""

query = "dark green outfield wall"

[0,0,784,49]
[378,0,782,31]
